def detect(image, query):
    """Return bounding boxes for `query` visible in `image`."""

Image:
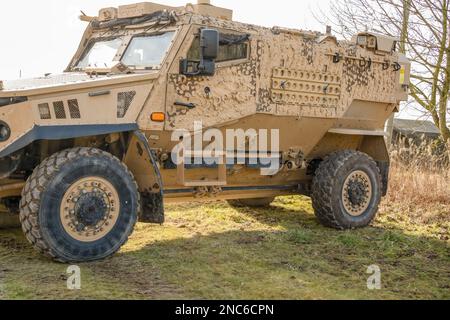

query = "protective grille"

[117,91,136,118]
[53,101,66,119]
[38,103,51,119]
[68,99,81,119]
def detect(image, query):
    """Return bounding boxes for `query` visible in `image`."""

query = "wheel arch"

[358,135,390,196]
[308,132,390,196]
[0,123,139,158]
[358,135,390,163]
[123,131,165,224]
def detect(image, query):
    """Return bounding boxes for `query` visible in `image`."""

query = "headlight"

[0,96,27,107]
[0,121,11,142]
[357,36,367,46]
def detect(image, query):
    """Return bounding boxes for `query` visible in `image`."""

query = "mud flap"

[140,192,165,224]
[133,131,165,224]
[377,161,390,197]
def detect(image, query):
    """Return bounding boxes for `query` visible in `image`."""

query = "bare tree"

[316,0,450,143]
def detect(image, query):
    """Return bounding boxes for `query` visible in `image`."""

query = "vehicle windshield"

[77,38,122,69]
[76,31,175,70]
[122,32,175,68]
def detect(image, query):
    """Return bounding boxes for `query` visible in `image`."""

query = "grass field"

[0,194,448,300]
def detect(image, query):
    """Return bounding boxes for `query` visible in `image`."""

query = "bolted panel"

[38,103,51,120]
[68,99,81,119]
[117,91,136,118]
[271,68,341,117]
[53,101,67,119]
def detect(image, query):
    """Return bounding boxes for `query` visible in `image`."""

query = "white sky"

[0,0,417,119]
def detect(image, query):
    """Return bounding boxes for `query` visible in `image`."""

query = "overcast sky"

[0,0,332,79]
[0,0,416,119]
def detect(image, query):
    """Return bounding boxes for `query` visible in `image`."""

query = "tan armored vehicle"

[0,1,410,262]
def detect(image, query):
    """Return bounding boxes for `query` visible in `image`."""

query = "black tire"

[19,148,140,263]
[311,150,382,230]
[228,197,275,208]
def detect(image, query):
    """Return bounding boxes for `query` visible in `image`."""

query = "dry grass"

[381,138,450,232]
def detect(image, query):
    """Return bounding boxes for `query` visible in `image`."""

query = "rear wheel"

[20,148,140,262]
[311,150,382,230]
[228,197,275,208]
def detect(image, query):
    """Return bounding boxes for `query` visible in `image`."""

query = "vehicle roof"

[88,1,324,39]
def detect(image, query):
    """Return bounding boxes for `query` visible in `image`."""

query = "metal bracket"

[332,52,341,64]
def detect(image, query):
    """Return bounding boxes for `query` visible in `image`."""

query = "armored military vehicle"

[0,1,410,262]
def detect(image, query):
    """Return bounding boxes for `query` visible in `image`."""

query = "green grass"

[0,196,448,300]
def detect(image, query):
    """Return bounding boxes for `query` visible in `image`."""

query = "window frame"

[186,28,251,69]
[73,28,179,71]
[120,31,178,70]
[75,36,124,70]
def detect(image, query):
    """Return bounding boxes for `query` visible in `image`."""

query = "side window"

[187,33,249,63]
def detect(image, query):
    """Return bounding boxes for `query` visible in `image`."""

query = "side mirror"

[200,29,219,60]
[180,29,219,77]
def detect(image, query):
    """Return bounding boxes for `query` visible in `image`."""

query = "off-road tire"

[19,148,140,263]
[228,197,275,208]
[311,150,382,230]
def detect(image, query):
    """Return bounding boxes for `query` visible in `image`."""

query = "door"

[165,26,257,131]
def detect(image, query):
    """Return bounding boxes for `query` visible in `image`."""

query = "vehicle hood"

[0,72,158,97]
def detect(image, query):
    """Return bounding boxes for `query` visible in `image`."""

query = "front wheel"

[20,148,140,263]
[311,150,382,230]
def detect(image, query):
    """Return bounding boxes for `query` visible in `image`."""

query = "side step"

[177,151,227,187]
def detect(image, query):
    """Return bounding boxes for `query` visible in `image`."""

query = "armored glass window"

[188,33,249,63]
[77,38,123,69]
[122,32,175,69]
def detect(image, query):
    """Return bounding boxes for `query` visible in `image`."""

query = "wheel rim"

[60,177,120,242]
[341,170,373,217]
